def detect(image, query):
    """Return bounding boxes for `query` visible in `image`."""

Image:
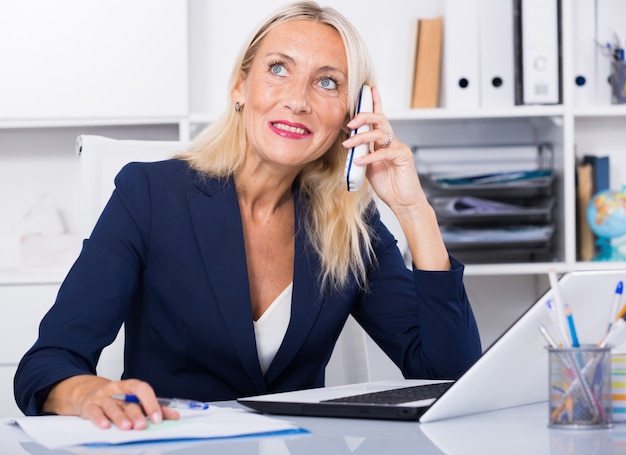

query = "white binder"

[478,0,515,108]
[572,0,598,106]
[442,0,480,109]
[516,0,561,105]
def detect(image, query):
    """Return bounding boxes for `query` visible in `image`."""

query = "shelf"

[0,108,578,141]
[0,117,186,130]
[190,107,569,124]
[462,259,626,277]
[188,113,217,124]
[573,105,626,118]
[0,269,65,286]
[388,105,565,122]
[0,261,583,282]
[571,261,626,272]
[464,262,568,277]
[8,258,616,282]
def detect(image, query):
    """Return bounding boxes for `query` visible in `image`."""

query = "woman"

[14,1,481,430]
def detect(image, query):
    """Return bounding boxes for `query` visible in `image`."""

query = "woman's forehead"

[258,20,346,66]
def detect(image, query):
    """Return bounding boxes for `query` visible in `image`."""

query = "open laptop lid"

[238,270,625,422]
[421,268,624,422]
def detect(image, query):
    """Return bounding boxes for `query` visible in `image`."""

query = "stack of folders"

[430,0,625,108]
[420,144,556,264]
[435,0,561,109]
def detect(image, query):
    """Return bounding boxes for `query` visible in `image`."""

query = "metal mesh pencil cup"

[548,345,612,429]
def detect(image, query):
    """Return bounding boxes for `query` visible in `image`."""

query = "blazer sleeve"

[13,162,151,415]
[350,212,482,380]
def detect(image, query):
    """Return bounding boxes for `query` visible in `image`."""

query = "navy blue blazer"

[14,159,481,415]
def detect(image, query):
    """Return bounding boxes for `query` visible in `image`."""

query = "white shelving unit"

[2,0,626,416]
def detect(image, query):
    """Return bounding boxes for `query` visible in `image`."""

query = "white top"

[253,283,293,374]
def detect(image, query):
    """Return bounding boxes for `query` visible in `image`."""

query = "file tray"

[440,225,554,250]
[441,225,554,264]
[421,171,555,198]
[431,196,554,225]
[415,143,554,198]
[447,243,555,264]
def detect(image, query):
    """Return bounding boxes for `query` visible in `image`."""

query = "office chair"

[76,134,402,384]
[76,134,187,380]
[76,134,188,240]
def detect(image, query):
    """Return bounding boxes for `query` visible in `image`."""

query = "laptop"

[238,270,625,422]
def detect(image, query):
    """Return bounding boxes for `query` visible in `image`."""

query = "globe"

[586,187,626,261]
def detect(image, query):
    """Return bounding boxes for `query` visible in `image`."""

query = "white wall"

[189,0,444,116]
[0,1,188,119]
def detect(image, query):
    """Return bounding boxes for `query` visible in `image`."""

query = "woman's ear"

[231,75,244,105]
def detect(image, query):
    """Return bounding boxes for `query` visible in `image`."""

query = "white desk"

[2,402,625,455]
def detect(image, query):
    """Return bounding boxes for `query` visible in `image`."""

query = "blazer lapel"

[265,190,326,384]
[187,177,326,389]
[187,177,266,390]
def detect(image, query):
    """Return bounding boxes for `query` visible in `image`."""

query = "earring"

[235,101,243,112]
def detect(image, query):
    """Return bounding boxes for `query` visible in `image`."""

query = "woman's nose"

[283,82,312,114]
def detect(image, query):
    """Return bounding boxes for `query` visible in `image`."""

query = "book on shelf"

[576,161,594,261]
[583,155,610,194]
[576,154,610,261]
[411,16,443,108]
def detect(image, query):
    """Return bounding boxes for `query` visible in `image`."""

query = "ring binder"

[514,0,562,105]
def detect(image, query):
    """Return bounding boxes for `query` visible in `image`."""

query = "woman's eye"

[319,77,338,90]
[270,63,287,76]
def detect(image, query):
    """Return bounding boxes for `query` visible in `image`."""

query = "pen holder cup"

[610,61,626,104]
[548,345,612,429]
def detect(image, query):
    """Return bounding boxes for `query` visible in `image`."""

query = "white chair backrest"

[75,134,188,380]
[76,134,188,240]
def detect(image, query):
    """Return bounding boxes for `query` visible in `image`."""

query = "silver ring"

[381,132,392,148]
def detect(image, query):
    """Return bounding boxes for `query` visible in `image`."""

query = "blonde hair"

[179,1,377,291]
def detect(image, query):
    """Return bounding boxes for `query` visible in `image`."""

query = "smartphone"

[344,85,373,191]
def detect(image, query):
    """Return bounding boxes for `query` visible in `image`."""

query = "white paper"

[10,406,305,449]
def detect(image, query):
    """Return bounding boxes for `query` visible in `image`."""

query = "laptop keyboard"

[321,382,453,405]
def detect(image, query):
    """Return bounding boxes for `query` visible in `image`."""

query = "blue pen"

[548,270,571,347]
[564,303,580,348]
[112,394,209,410]
[607,281,624,333]
[545,299,564,347]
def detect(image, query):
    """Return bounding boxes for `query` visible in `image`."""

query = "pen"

[607,280,624,333]
[545,300,564,347]
[564,303,580,348]
[548,270,571,347]
[600,313,626,348]
[617,302,626,321]
[112,394,209,410]
[537,322,558,348]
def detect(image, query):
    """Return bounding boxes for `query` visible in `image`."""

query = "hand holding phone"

[344,85,373,192]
